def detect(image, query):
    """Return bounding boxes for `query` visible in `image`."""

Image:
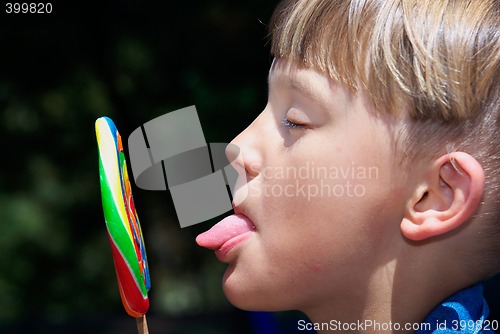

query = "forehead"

[268,58,342,105]
[269,58,309,84]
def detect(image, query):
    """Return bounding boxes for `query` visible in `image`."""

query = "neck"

[302,253,471,334]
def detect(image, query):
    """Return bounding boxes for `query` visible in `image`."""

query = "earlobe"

[401,152,485,241]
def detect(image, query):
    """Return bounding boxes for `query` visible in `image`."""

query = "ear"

[401,152,484,241]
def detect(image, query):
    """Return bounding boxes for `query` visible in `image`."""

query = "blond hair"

[269,0,500,276]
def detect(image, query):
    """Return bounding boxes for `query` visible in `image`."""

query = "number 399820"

[6,3,52,14]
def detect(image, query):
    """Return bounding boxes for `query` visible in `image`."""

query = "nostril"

[248,162,262,177]
[225,143,261,179]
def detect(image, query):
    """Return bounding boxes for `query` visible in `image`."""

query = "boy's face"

[219,59,407,312]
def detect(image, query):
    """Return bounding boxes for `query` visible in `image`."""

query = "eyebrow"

[268,66,328,105]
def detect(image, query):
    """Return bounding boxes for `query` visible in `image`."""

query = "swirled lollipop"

[96,117,151,334]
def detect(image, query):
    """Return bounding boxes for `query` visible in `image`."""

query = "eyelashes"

[281,118,307,129]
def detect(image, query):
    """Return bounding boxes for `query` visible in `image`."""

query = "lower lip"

[215,230,254,262]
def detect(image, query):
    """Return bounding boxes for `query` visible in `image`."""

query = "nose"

[226,115,264,179]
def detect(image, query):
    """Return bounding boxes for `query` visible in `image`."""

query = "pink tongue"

[196,214,255,250]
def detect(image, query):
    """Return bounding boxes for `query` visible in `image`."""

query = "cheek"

[257,156,396,268]
[255,175,372,272]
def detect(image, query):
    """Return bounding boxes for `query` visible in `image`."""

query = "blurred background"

[0,1,498,333]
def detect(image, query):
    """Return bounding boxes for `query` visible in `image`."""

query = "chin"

[222,266,288,312]
[224,289,283,312]
[222,266,257,310]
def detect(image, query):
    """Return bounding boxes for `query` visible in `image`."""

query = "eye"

[281,118,307,129]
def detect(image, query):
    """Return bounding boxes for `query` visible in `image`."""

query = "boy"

[196,0,499,332]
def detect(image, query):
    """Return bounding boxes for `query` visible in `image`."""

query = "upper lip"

[232,203,256,228]
[232,202,245,216]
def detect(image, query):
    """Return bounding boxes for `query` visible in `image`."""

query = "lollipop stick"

[136,315,149,334]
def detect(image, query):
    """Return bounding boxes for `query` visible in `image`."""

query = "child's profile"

[196,0,499,332]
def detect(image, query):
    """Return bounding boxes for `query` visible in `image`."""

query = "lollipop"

[96,117,151,334]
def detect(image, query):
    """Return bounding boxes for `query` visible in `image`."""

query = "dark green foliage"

[0,1,279,331]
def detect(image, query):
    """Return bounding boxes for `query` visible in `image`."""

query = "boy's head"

[267,0,500,277]
[197,0,499,326]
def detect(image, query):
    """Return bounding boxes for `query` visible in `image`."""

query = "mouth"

[195,204,256,261]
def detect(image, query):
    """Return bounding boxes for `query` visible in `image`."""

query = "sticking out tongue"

[196,214,255,250]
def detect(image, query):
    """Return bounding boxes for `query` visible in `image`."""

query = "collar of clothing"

[416,284,495,334]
